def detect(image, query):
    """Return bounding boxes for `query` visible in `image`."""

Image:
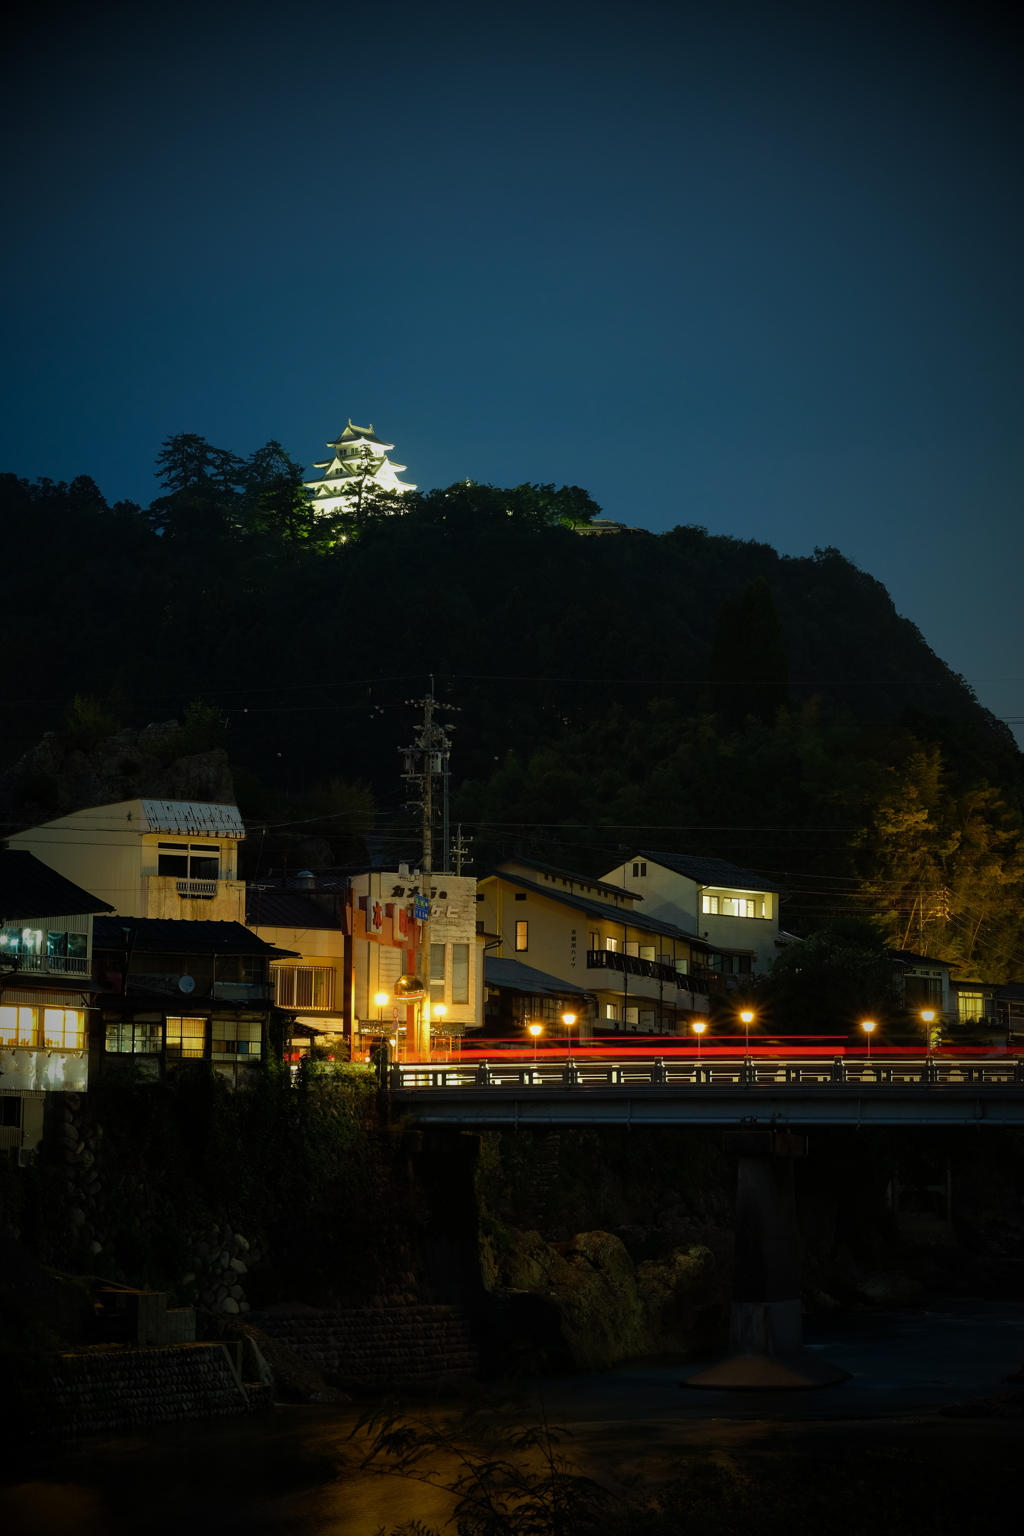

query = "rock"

[229,1257,247,1274]
[229,1285,244,1301]
[89,1240,102,1255]
[636,1245,720,1350]
[180,1272,195,1285]
[222,1297,240,1314]
[239,1301,251,1313]
[233,1234,249,1252]
[193,1241,210,1259]
[856,1270,926,1307]
[71,1208,86,1226]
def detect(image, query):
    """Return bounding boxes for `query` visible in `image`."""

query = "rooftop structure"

[304,420,416,518]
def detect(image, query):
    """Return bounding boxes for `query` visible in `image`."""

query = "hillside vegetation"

[1,441,1022,977]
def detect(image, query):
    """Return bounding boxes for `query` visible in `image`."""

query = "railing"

[176,879,217,900]
[391,1054,1024,1092]
[586,950,714,994]
[5,953,89,976]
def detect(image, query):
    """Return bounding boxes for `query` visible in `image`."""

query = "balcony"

[588,949,695,989]
[176,879,217,900]
[4,953,89,976]
[142,875,245,922]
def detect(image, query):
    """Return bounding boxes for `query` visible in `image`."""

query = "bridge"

[389,1050,1024,1127]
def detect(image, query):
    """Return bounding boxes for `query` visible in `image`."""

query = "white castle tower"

[304,421,416,516]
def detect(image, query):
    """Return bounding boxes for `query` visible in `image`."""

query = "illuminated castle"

[304,421,416,516]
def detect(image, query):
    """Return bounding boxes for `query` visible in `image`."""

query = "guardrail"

[391,1055,1024,1091]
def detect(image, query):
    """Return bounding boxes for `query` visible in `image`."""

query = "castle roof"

[328,420,393,449]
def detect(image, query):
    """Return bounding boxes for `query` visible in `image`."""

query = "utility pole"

[400,686,459,1058]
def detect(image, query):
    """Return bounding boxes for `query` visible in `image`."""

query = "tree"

[757,920,902,1038]
[707,576,789,725]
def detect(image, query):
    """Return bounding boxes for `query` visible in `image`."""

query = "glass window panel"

[47,931,68,957]
[452,944,469,1005]
[166,1016,206,1059]
[105,1021,133,1053]
[158,854,189,876]
[702,895,719,914]
[1,1005,38,1046]
[43,1008,84,1048]
[20,928,43,955]
[189,855,219,879]
[514,921,528,952]
[957,992,985,1021]
[67,933,88,959]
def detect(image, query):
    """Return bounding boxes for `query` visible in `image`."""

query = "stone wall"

[251,1303,479,1393]
[23,1342,269,1435]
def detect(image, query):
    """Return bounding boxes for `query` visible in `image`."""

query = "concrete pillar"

[684,1129,849,1390]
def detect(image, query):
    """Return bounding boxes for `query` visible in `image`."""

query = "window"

[588,931,600,951]
[624,1006,640,1028]
[275,967,335,1010]
[430,943,446,997]
[632,862,647,877]
[604,936,618,952]
[639,946,656,962]
[1,1098,21,1128]
[105,1018,162,1054]
[452,943,469,1005]
[158,842,220,879]
[738,955,752,975]
[211,1018,262,1059]
[701,894,719,915]
[0,1005,38,1047]
[515,921,528,952]
[514,892,527,901]
[723,897,755,918]
[605,1003,619,1021]
[166,1016,207,1059]
[905,975,943,1009]
[623,940,639,957]
[42,1009,85,1049]
[957,992,986,1023]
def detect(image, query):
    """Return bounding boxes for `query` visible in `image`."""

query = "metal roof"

[485,957,590,997]
[498,857,641,901]
[94,916,296,956]
[635,850,782,893]
[245,890,342,931]
[481,869,718,949]
[0,850,114,919]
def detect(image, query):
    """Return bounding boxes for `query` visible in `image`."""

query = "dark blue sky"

[3,1,1022,736]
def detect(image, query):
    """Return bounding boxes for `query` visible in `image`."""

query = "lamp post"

[921,1008,936,1057]
[739,1008,755,1062]
[528,1021,543,1063]
[562,1011,577,1065]
[861,1019,876,1060]
[692,1020,706,1059]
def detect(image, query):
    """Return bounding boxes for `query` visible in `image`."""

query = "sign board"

[413,896,430,921]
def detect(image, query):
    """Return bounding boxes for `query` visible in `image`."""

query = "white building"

[9,800,247,923]
[304,421,416,517]
[600,852,782,976]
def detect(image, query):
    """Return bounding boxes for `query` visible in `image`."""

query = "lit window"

[275,967,335,1009]
[957,992,986,1023]
[605,1003,619,1020]
[0,1005,38,1047]
[639,946,656,961]
[623,941,639,957]
[43,1008,85,1049]
[452,943,469,1005]
[702,895,719,915]
[515,921,528,952]
[211,1018,263,1059]
[624,1006,639,1028]
[166,1016,207,1059]
[604,936,618,952]
[105,1018,162,1054]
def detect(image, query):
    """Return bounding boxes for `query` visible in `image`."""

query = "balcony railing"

[176,879,217,900]
[587,949,709,993]
[4,953,89,976]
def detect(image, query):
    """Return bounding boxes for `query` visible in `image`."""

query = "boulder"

[856,1270,927,1307]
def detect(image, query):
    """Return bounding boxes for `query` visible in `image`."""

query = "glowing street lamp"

[562,1011,577,1063]
[921,1008,936,1056]
[739,1008,755,1061]
[861,1019,876,1059]
[528,1021,543,1062]
[692,1019,707,1059]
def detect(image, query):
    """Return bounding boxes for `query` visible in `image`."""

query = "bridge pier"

[684,1128,850,1390]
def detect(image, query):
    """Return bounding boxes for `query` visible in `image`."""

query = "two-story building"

[601,852,782,976]
[9,799,247,922]
[94,916,294,1086]
[0,850,113,1157]
[477,856,738,1037]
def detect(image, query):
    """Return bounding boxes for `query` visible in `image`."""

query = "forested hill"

[3,465,1022,977]
[0,468,1011,792]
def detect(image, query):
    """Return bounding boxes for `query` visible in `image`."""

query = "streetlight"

[921,1008,936,1057]
[739,1008,755,1061]
[528,1021,543,1062]
[692,1020,706,1059]
[861,1019,876,1059]
[562,1012,577,1064]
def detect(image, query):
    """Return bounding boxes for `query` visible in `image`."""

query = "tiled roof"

[94,917,295,956]
[246,890,342,930]
[483,870,717,949]
[498,857,640,900]
[636,850,782,893]
[485,957,589,996]
[0,850,113,918]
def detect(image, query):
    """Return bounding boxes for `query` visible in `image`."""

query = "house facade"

[601,852,782,975]
[477,856,737,1037]
[10,799,247,922]
[0,851,113,1157]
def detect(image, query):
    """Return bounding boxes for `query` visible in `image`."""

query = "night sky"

[3,1,1021,735]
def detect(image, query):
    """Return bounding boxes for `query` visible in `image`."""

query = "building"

[476,856,740,1037]
[482,956,591,1038]
[9,799,247,923]
[601,852,782,975]
[247,867,482,1060]
[0,850,113,1156]
[94,917,294,1086]
[304,421,416,517]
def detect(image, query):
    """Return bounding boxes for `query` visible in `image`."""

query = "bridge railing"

[390,1056,1024,1091]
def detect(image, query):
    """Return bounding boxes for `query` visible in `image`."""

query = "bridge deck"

[389,1055,1024,1126]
